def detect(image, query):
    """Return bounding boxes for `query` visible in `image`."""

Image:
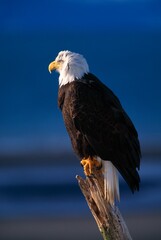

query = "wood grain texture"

[76,169,132,240]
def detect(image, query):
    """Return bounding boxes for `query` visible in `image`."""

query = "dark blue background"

[0,1,161,239]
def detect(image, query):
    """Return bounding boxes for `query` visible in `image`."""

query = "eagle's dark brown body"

[58,73,141,192]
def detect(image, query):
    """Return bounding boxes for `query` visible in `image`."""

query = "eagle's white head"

[48,50,89,87]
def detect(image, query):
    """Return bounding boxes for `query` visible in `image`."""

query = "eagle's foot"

[81,157,102,176]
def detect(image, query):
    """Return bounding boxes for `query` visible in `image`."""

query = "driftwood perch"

[76,169,132,240]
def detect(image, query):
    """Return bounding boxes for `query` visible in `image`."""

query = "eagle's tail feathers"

[102,160,120,205]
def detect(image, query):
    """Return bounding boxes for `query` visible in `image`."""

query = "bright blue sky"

[1,0,161,32]
[0,0,161,153]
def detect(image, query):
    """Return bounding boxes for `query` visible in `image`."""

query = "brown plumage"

[58,73,141,192]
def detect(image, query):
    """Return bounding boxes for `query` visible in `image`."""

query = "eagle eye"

[57,59,63,63]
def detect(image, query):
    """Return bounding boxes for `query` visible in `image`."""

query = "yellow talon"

[80,157,102,176]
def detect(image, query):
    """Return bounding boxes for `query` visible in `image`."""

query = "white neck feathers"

[57,51,89,87]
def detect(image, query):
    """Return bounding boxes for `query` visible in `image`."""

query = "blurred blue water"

[0,158,160,219]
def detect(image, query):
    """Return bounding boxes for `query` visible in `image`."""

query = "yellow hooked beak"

[48,61,61,73]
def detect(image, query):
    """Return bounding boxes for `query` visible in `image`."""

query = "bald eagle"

[48,50,141,205]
